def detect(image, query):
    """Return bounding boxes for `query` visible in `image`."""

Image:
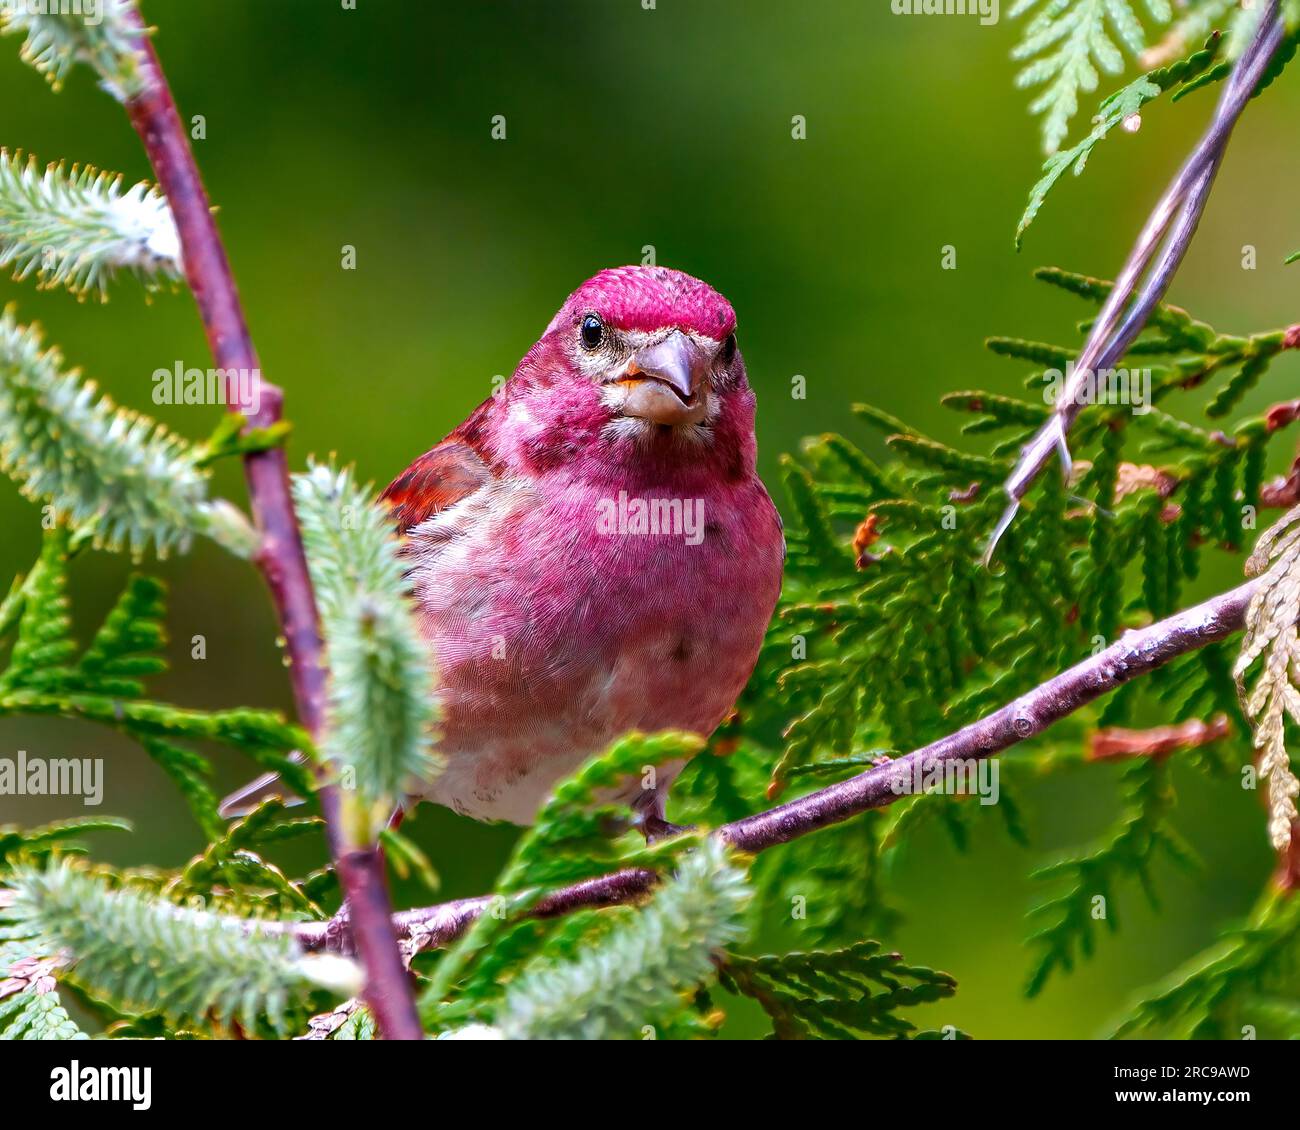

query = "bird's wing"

[380,439,492,533]
[380,401,497,533]
[220,408,498,820]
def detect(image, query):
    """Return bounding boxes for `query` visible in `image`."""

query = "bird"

[222,266,785,834]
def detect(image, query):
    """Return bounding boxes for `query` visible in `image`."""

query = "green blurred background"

[0,0,1296,1038]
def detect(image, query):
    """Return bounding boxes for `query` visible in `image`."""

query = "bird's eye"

[580,313,604,350]
[721,333,737,364]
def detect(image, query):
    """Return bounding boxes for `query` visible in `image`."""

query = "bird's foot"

[636,813,696,844]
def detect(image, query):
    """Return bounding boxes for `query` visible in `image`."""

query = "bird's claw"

[636,814,696,844]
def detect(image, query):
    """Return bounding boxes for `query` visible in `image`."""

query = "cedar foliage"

[1,1,1298,1041]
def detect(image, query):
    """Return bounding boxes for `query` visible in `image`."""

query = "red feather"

[380,401,497,532]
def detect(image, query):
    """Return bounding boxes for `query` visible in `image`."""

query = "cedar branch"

[986,4,1287,564]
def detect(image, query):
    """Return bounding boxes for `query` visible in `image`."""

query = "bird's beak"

[614,331,711,426]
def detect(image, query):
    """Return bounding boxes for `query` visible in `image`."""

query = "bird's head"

[490,266,757,483]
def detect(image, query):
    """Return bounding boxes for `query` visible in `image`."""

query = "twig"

[985,3,1286,565]
[292,577,1259,956]
[119,6,421,1039]
[1088,714,1231,762]
[1276,820,1300,892]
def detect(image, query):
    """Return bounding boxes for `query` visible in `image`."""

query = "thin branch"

[292,577,1259,956]
[1276,820,1300,892]
[986,3,1287,564]
[1087,714,1231,762]
[118,6,420,1039]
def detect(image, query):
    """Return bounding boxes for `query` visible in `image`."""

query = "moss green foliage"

[1015,4,1299,244]
[175,799,330,919]
[1016,33,1224,247]
[0,814,131,869]
[404,732,973,1041]
[418,732,710,1028]
[0,984,88,1040]
[1025,758,1197,995]
[711,264,1297,1008]
[0,531,340,1039]
[0,818,127,1040]
[1112,892,1300,1037]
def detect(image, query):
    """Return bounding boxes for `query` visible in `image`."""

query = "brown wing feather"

[380,400,498,532]
[222,404,497,820]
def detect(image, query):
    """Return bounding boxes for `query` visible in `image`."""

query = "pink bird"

[226,266,784,832]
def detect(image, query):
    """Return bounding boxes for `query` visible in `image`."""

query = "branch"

[1088,714,1231,762]
[292,577,1259,956]
[985,3,1287,564]
[117,6,420,1040]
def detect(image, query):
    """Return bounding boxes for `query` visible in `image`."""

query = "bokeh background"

[0,0,1296,1038]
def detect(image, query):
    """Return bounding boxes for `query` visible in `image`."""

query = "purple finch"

[226,266,784,829]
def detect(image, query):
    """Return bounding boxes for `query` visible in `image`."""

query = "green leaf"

[0,815,131,869]
[0,988,88,1040]
[1016,33,1223,246]
[0,532,308,835]
[1012,0,1174,156]
[1111,895,1300,1038]
[1024,759,1195,996]
[720,940,961,1040]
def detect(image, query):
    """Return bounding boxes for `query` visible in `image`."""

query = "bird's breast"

[403,472,783,824]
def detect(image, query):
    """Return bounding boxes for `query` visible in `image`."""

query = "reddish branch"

[1276,821,1300,892]
[1260,384,1300,508]
[121,9,421,1039]
[291,577,1260,956]
[1088,714,1230,762]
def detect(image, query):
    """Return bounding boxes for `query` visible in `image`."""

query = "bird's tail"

[218,755,307,819]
